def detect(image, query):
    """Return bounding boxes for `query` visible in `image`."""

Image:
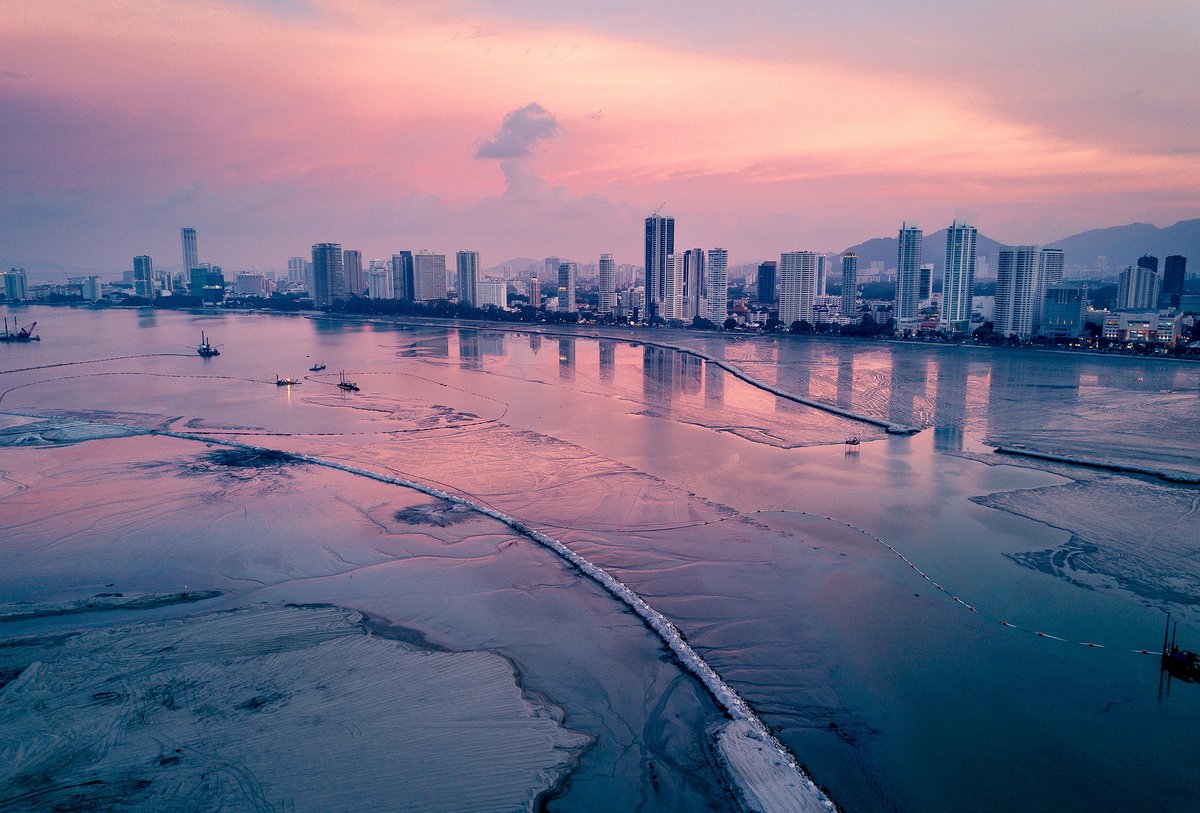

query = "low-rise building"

[1102,311,1181,344]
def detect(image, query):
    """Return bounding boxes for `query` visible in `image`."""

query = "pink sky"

[1,0,1198,272]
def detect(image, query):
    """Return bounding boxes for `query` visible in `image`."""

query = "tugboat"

[196,331,220,357]
[337,371,360,392]
[0,318,40,342]
[309,362,326,372]
[1161,613,1200,683]
[275,374,301,386]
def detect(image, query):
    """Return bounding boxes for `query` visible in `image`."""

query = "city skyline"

[3,1,1198,272]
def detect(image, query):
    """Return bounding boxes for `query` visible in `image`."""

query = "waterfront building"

[1116,264,1161,310]
[757,261,777,305]
[995,245,1039,338]
[413,252,447,302]
[311,243,343,307]
[644,214,675,320]
[344,250,364,297]
[1102,311,1180,344]
[287,256,306,284]
[1033,248,1065,332]
[235,272,265,296]
[779,251,819,326]
[1040,284,1087,339]
[663,254,684,320]
[133,255,154,299]
[557,262,577,313]
[3,268,29,301]
[816,255,827,298]
[528,275,540,308]
[941,221,977,333]
[894,223,923,331]
[391,251,414,301]
[181,227,197,275]
[682,248,706,320]
[456,251,479,307]
[367,267,393,299]
[477,278,507,309]
[82,275,102,302]
[841,253,858,324]
[598,253,616,315]
[1162,256,1186,308]
[705,248,728,324]
[919,264,934,304]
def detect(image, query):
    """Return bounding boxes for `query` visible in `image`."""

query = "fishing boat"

[275,374,301,386]
[196,331,220,357]
[1161,613,1200,682]
[0,318,40,342]
[845,436,861,447]
[309,362,326,372]
[337,371,360,392]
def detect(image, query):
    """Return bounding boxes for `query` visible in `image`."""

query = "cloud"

[475,103,558,159]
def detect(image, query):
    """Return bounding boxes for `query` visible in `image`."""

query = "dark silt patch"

[394,500,475,527]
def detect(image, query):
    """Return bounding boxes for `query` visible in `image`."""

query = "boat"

[196,331,220,357]
[275,374,301,386]
[1161,614,1200,683]
[337,371,359,392]
[845,436,861,446]
[0,318,40,342]
[309,362,326,372]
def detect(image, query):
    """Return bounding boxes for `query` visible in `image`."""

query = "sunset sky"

[2,0,1198,272]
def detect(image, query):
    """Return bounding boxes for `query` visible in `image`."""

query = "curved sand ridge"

[157,430,837,813]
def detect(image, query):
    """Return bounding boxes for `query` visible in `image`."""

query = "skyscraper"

[456,251,479,307]
[941,221,977,333]
[1163,255,1186,308]
[663,254,684,320]
[557,262,577,313]
[528,275,541,309]
[841,253,858,324]
[757,261,777,305]
[779,251,819,326]
[816,255,827,298]
[598,254,616,315]
[644,214,675,321]
[1137,254,1159,273]
[311,243,343,308]
[1033,248,1065,332]
[3,268,29,302]
[287,256,306,284]
[391,252,414,301]
[705,248,728,324]
[994,245,1039,338]
[133,255,154,299]
[894,223,923,330]
[344,250,363,297]
[1116,264,1161,310]
[181,227,198,274]
[682,248,706,320]
[413,253,447,302]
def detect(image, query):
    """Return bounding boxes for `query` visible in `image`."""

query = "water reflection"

[558,338,575,380]
[599,339,615,383]
[836,354,854,410]
[529,333,542,354]
[704,363,724,406]
[933,356,968,452]
[459,330,481,369]
[887,349,926,428]
[643,346,678,404]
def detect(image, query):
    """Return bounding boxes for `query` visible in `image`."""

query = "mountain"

[839,218,1199,275]
[1050,219,1200,271]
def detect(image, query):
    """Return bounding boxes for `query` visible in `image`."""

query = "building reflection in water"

[480,332,505,357]
[599,339,615,383]
[643,346,679,404]
[558,338,575,380]
[426,332,450,358]
[933,355,968,451]
[458,330,481,369]
[681,354,703,396]
[836,352,855,411]
[529,333,542,354]
[704,362,724,406]
[887,348,926,429]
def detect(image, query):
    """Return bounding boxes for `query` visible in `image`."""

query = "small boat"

[1162,614,1200,683]
[845,436,861,446]
[337,371,359,392]
[197,331,220,357]
[275,374,301,386]
[0,318,40,342]
[309,362,326,372]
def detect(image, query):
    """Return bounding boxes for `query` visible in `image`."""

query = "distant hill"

[1050,219,1200,271]
[839,218,1199,275]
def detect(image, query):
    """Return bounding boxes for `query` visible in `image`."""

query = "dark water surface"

[2,305,1199,812]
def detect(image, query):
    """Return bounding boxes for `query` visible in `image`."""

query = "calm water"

[2,304,1199,812]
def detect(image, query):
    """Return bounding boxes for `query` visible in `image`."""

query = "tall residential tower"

[644,214,675,321]
[940,221,977,333]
